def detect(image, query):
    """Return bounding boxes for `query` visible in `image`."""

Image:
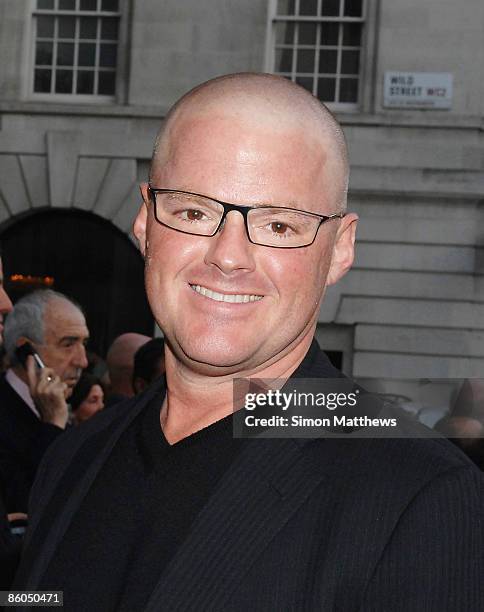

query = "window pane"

[80,0,98,10]
[275,22,295,45]
[299,0,317,16]
[343,23,361,46]
[277,0,295,14]
[59,0,76,9]
[321,0,341,16]
[319,49,337,73]
[344,0,362,17]
[296,49,315,73]
[298,22,317,45]
[34,69,52,92]
[339,77,358,102]
[317,77,336,101]
[101,0,119,10]
[100,43,117,67]
[80,17,98,38]
[77,70,94,93]
[58,16,76,38]
[55,69,73,93]
[57,42,75,65]
[295,76,314,94]
[79,42,96,66]
[321,23,339,45]
[101,18,118,40]
[98,70,116,94]
[37,0,54,8]
[341,49,359,74]
[275,48,293,72]
[37,16,55,38]
[35,41,53,65]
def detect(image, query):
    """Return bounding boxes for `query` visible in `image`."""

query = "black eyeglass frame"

[148,186,346,249]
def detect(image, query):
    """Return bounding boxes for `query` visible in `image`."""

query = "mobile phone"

[15,342,45,369]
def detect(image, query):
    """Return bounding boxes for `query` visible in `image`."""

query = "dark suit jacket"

[0,485,22,590]
[0,374,63,513]
[14,346,484,611]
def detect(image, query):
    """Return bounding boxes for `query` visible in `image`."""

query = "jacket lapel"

[145,435,328,612]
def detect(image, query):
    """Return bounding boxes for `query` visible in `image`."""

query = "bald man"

[15,74,484,610]
[104,332,151,407]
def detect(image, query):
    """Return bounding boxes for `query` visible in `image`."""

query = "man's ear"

[133,183,150,257]
[326,213,358,286]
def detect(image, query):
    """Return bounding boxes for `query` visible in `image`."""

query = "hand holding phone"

[18,344,69,429]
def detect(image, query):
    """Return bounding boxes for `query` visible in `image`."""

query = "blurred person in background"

[104,332,150,407]
[132,337,165,395]
[70,373,105,426]
[0,289,89,513]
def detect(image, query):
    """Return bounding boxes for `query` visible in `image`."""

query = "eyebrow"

[59,335,89,343]
[156,187,302,210]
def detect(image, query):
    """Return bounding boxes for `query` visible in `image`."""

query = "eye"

[183,209,206,221]
[265,220,298,238]
[270,221,292,235]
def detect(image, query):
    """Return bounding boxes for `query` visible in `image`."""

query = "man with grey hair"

[14,74,484,610]
[0,289,89,514]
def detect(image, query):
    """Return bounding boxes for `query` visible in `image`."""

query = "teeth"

[190,284,263,303]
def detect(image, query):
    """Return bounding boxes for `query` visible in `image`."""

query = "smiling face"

[135,84,357,376]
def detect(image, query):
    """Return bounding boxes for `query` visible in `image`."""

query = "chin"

[176,333,262,372]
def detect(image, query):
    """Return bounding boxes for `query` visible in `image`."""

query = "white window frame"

[28,0,124,103]
[265,0,374,112]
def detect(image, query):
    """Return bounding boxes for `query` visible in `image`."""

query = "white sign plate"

[383,72,453,109]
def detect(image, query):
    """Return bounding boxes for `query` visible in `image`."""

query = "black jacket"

[14,345,484,611]
[0,374,63,514]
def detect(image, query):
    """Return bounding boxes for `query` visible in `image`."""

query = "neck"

[161,330,314,444]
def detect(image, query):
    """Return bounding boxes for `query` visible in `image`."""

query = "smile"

[190,284,263,303]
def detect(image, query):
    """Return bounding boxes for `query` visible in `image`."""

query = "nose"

[204,210,256,275]
[0,287,13,315]
[73,343,89,369]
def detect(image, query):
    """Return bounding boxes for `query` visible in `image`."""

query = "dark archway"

[0,208,153,356]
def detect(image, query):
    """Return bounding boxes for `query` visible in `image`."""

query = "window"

[32,0,120,99]
[267,0,365,109]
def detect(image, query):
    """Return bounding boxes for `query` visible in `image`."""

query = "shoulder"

[296,430,483,550]
[313,435,478,497]
[28,385,163,514]
[302,341,478,490]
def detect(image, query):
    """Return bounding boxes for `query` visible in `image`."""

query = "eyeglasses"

[148,187,345,249]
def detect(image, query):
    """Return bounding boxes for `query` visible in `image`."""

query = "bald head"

[150,73,349,210]
[106,333,151,397]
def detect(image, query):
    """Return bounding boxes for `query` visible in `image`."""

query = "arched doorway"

[0,208,153,356]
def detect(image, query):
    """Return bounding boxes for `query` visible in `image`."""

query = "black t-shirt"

[40,392,245,612]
